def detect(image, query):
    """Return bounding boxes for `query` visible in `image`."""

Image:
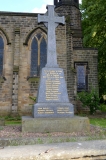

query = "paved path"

[0,140,106,160]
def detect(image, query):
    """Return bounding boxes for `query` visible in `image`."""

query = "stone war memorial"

[33,5,74,118]
[22,5,90,133]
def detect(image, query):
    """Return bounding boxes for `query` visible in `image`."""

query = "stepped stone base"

[22,116,90,133]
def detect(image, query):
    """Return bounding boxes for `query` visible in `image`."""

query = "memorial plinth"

[22,116,90,133]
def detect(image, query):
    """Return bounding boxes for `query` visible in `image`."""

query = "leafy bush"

[100,104,106,112]
[77,88,100,114]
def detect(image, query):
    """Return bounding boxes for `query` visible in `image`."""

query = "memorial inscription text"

[38,106,72,115]
[43,70,63,101]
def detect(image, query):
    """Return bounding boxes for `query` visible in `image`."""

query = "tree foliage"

[80,0,106,97]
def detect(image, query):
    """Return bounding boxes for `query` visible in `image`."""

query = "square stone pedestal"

[22,116,90,133]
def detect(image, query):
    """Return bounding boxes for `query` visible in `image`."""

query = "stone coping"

[0,11,38,17]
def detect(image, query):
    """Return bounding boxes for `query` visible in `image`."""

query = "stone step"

[0,140,106,160]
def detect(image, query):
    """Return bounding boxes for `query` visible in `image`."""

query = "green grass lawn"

[5,118,106,128]
[5,121,21,125]
[1,115,106,129]
[0,115,21,125]
[90,118,106,128]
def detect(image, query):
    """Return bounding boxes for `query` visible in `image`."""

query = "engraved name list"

[43,70,63,101]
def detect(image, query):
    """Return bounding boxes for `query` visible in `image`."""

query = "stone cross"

[38,5,65,67]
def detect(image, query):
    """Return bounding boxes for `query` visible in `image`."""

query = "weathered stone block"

[22,116,90,133]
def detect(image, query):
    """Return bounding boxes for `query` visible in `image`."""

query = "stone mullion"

[38,40,40,66]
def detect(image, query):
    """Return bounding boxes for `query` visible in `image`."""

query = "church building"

[0,0,98,116]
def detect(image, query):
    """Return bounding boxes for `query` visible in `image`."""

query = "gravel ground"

[0,125,105,139]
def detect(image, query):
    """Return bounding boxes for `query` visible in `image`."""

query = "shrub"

[77,88,100,115]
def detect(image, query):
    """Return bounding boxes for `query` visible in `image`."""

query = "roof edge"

[0,11,41,17]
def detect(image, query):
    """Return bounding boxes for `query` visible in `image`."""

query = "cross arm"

[38,14,48,23]
[55,16,65,25]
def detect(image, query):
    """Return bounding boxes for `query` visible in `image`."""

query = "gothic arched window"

[30,33,47,76]
[0,36,4,75]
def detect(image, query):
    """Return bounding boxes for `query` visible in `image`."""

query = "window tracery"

[30,32,47,76]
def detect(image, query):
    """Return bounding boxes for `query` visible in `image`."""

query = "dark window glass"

[36,33,42,40]
[40,38,47,72]
[77,65,86,91]
[31,38,38,76]
[75,62,88,92]
[74,0,78,3]
[0,37,4,75]
[0,37,4,49]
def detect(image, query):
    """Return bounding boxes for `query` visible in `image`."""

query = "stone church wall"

[0,12,67,115]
